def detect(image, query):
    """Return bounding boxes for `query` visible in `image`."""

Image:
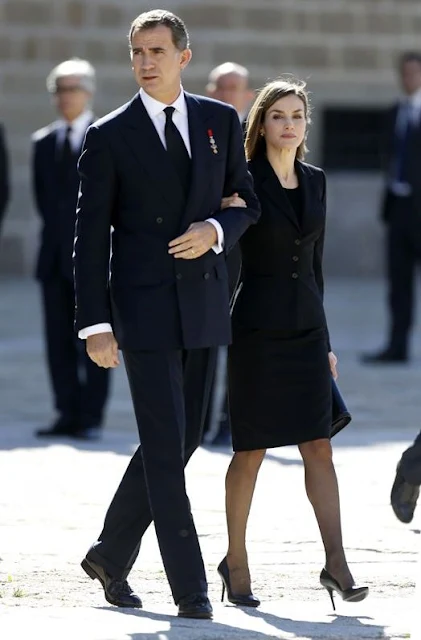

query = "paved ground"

[0,276,420,639]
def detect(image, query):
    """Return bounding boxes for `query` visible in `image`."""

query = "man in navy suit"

[75,10,260,619]
[362,52,421,364]
[32,58,110,439]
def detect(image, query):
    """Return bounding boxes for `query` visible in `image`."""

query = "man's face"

[130,25,191,102]
[53,76,91,121]
[400,60,421,96]
[208,72,254,115]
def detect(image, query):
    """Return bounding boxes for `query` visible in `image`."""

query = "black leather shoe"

[81,557,142,608]
[35,419,77,438]
[360,349,408,364]
[177,592,213,619]
[391,465,420,524]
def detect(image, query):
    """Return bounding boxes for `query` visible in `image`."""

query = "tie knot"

[65,125,72,136]
[164,106,175,121]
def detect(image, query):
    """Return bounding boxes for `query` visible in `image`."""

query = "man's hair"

[128,9,189,50]
[207,62,249,88]
[399,51,421,68]
[46,58,96,94]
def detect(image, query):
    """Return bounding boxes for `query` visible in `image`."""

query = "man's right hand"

[86,332,120,368]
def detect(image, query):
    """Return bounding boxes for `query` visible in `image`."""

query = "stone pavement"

[0,277,420,639]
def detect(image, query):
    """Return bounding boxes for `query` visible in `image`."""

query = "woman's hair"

[245,77,311,161]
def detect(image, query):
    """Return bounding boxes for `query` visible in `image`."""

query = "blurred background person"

[32,58,110,440]
[203,62,255,446]
[362,52,421,364]
[206,62,255,128]
[0,123,9,236]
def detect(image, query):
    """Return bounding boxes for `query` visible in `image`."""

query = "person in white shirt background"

[32,58,110,440]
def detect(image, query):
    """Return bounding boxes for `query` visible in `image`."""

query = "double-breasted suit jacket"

[232,154,329,344]
[74,92,261,349]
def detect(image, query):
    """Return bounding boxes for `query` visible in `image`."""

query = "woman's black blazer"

[232,153,330,345]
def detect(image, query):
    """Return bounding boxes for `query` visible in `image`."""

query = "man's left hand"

[168,221,218,259]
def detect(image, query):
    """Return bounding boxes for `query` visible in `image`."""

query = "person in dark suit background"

[203,62,255,446]
[74,10,260,619]
[362,52,421,364]
[0,123,10,235]
[32,58,110,439]
[216,79,368,610]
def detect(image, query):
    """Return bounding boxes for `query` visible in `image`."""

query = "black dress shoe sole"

[178,610,213,619]
[81,559,142,609]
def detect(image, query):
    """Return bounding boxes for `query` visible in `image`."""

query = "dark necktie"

[164,106,191,194]
[58,125,73,186]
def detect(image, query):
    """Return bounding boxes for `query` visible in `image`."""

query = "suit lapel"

[295,160,312,231]
[120,93,184,206]
[182,94,212,227]
[257,155,300,230]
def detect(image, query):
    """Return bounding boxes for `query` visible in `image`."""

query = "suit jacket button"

[176,273,182,280]
[292,255,299,262]
[203,272,210,280]
[156,217,163,224]
[292,272,298,279]
[294,239,301,245]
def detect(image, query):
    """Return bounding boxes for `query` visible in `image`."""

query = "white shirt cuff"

[206,218,224,254]
[78,323,113,339]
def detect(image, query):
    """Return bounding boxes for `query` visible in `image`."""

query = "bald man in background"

[204,62,255,446]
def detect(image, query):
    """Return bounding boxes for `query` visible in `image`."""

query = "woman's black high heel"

[217,557,260,607]
[320,568,369,611]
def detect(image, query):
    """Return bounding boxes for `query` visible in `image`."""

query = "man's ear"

[180,48,192,70]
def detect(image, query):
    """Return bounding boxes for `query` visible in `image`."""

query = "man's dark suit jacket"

[232,154,329,343]
[381,104,421,222]
[32,122,91,281]
[0,124,9,232]
[74,92,260,350]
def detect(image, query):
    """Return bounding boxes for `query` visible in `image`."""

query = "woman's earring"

[260,130,264,137]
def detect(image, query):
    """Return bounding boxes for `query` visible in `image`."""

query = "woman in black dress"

[217,79,368,609]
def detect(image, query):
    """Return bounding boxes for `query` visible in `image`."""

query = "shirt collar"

[139,87,187,118]
[58,109,94,133]
[402,88,421,110]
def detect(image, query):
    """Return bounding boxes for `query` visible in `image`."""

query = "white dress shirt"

[79,88,224,339]
[56,109,94,152]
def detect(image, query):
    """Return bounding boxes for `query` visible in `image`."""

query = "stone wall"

[0,0,419,275]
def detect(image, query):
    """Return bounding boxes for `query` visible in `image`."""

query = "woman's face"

[261,94,307,153]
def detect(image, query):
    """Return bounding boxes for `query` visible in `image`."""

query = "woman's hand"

[328,351,338,380]
[221,192,246,210]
